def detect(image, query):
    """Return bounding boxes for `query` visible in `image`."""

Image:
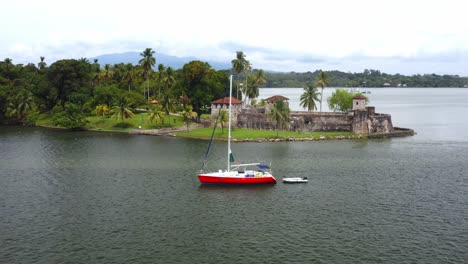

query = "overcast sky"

[2,0,468,75]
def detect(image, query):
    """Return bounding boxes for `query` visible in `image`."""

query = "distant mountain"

[90,51,231,70]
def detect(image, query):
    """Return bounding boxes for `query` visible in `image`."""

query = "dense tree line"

[0,49,279,127]
[0,53,235,125]
[261,69,468,88]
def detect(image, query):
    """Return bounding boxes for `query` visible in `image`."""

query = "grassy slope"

[36,113,186,131]
[36,113,357,140]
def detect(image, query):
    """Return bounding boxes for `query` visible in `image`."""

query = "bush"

[24,110,40,126]
[113,122,132,128]
[328,89,368,112]
[52,103,88,129]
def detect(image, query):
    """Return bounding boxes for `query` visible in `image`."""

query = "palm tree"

[139,48,156,100]
[79,57,90,63]
[244,70,266,105]
[38,56,47,70]
[101,64,114,83]
[160,91,175,124]
[217,109,229,134]
[162,67,175,94]
[231,51,250,100]
[93,59,100,72]
[147,105,165,125]
[180,105,196,132]
[123,64,138,91]
[91,72,101,87]
[156,64,165,97]
[300,84,320,111]
[3,58,13,80]
[6,89,36,121]
[112,63,125,83]
[244,75,259,105]
[242,60,252,104]
[95,104,109,116]
[253,69,267,86]
[316,70,330,112]
[231,51,247,75]
[267,100,290,137]
[111,97,134,122]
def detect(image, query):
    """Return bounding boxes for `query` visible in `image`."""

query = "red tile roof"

[211,97,243,104]
[265,95,289,103]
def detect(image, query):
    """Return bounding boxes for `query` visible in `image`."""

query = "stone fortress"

[211,95,413,137]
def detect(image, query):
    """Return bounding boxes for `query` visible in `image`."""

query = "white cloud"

[1,0,468,75]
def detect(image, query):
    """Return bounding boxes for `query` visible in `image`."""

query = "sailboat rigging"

[197,75,277,185]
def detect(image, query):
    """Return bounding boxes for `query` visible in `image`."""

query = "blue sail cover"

[257,164,270,170]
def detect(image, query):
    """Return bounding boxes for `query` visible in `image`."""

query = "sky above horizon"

[2,0,468,76]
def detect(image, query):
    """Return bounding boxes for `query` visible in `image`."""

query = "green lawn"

[37,113,187,131]
[176,127,356,141]
[36,112,357,140]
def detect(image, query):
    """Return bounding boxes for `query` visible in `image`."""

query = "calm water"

[260,87,468,142]
[1,88,468,263]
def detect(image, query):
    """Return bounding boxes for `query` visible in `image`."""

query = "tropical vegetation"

[260,69,468,88]
[267,100,290,136]
[231,51,251,102]
[0,50,235,129]
[139,48,156,100]
[316,71,330,112]
[300,84,320,111]
[216,109,229,134]
[328,89,367,112]
[3,47,458,136]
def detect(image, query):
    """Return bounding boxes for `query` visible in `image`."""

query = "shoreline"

[174,127,415,143]
[11,123,415,142]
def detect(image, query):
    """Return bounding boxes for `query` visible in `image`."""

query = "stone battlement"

[236,106,393,134]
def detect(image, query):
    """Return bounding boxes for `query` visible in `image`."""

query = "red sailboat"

[197,75,276,185]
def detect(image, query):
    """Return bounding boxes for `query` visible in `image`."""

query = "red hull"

[198,174,276,185]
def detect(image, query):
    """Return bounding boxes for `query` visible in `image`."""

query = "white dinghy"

[282,177,308,183]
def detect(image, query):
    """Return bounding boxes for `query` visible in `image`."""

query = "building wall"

[234,107,393,134]
[290,112,353,132]
[352,98,366,110]
[237,112,273,130]
[211,104,241,126]
[265,101,290,114]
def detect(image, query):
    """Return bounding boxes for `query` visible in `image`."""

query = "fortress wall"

[367,113,393,133]
[290,112,352,132]
[237,112,273,130]
[237,112,353,132]
[233,107,394,134]
[352,110,369,134]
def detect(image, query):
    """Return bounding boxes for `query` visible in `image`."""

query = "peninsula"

[0,49,414,140]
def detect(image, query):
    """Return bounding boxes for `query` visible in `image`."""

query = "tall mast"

[227,75,232,172]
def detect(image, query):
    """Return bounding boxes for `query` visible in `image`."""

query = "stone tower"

[352,95,367,110]
[210,97,243,127]
[352,95,368,133]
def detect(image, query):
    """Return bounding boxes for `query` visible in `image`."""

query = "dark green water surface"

[1,88,468,263]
